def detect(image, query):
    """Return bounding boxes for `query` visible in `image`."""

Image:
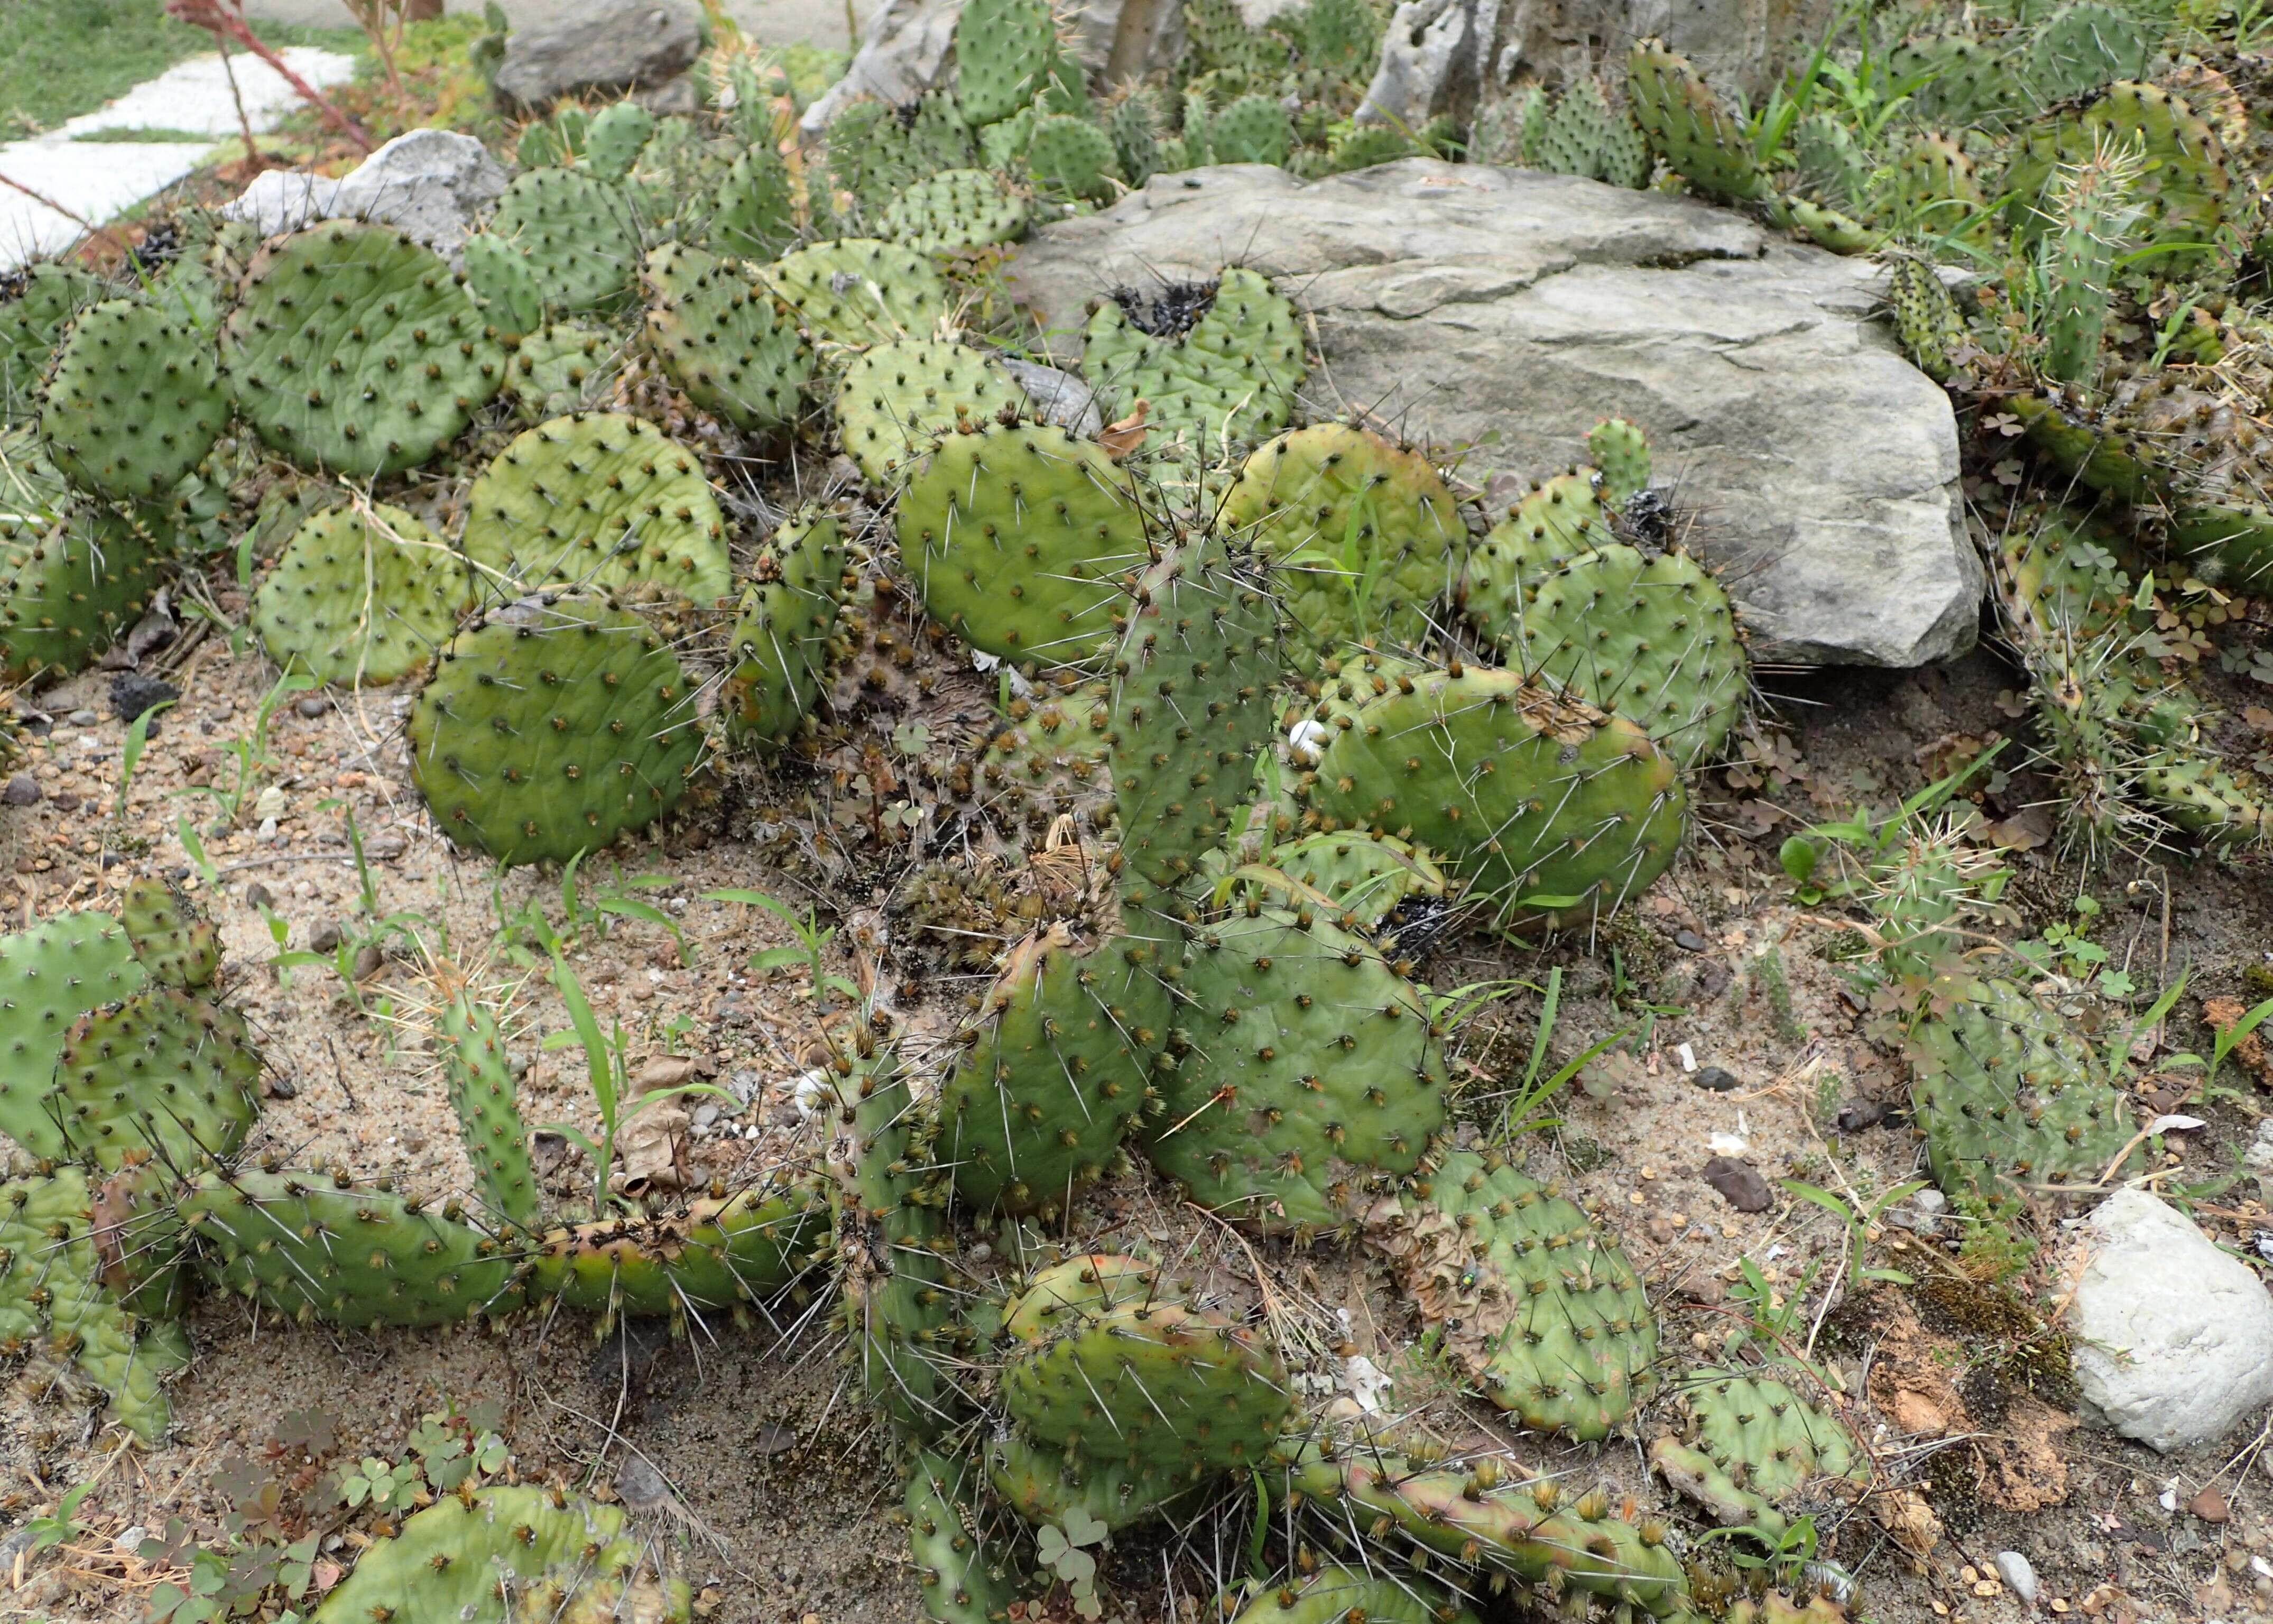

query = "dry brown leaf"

[616,1104,690,1190]
[1099,400,1149,459]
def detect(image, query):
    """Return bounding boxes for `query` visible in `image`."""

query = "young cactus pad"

[894,420,1150,662]
[1649,1364,1868,1538]
[0,910,147,1162]
[38,297,226,500]
[0,500,167,683]
[461,413,732,605]
[252,502,471,687]
[880,167,1032,256]
[723,510,846,749]
[836,338,1024,486]
[440,988,539,1231]
[1082,268,1307,468]
[221,222,504,476]
[1144,906,1447,1229]
[640,243,811,432]
[1224,1566,1480,1624]
[405,594,704,868]
[50,985,263,1174]
[1376,1149,1658,1438]
[487,166,645,313]
[763,238,951,350]
[1221,423,1463,668]
[1300,665,1688,930]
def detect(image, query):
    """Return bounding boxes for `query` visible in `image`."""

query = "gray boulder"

[2066,1188,2273,1452]
[492,0,703,110]
[224,128,508,264]
[1007,160,1976,668]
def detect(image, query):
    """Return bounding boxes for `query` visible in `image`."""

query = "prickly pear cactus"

[1534,77,1649,188]
[2003,81,2237,270]
[708,143,799,260]
[1224,1566,1480,1624]
[895,420,1149,662]
[1274,1442,1690,1617]
[1908,976,2140,1215]
[836,338,1024,485]
[487,167,645,313]
[881,167,1032,256]
[763,239,951,350]
[1627,38,1769,201]
[1300,665,1687,931]
[1,263,101,424]
[1586,418,1651,508]
[1222,423,1462,668]
[967,673,1115,847]
[461,413,732,604]
[1,1166,191,1442]
[503,322,626,422]
[640,243,811,431]
[0,498,167,683]
[440,987,539,1232]
[1082,268,1307,470]
[252,502,471,687]
[581,98,658,181]
[987,1432,1201,1534]
[1107,537,1285,906]
[1649,1364,1868,1538]
[0,910,146,1161]
[180,1168,525,1327]
[2023,0,2152,101]
[1028,115,1123,201]
[1000,1269,1290,1478]
[524,1182,823,1329]
[1489,543,1747,769]
[1147,905,1447,1229]
[463,232,544,338]
[938,924,1170,1216]
[1884,256,1964,383]
[907,1448,1031,1624]
[222,222,505,476]
[1461,471,1612,610]
[1215,831,1453,931]
[955,0,1059,125]
[117,876,219,990]
[308,1485,689,1624]
[405,594,704,868]
[38,298,226,500]
[50,984,262,1173]
[723,510,845,750]
[1374,1149,1657,1438]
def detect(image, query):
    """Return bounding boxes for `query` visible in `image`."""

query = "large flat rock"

[1007,160,1978,668]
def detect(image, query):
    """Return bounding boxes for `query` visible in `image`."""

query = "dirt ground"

[4,536,2273,1624]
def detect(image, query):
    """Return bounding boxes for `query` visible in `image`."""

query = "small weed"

[1036,1505,1109,1620]
[174,671,318,828]
[1750,946,1805,1044]
[22,1479,96,1551]
[710,888,860,1016]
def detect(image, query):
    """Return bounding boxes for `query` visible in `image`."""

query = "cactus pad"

[440,989,538,1231]
[907,1449,1031,1623]
[1627,39,1769,201]
[504,322,627,422]
[723,510,846,749]
[117,877,220,991]
[223,222,504,476]
[880,168,1032,256]
[640,243,810,431]
[253,502,470,687]
[0,498,167,683]
[51,985,262,1173]
[462,413,731,604]
[487,167,645,313]
[1083,269,1306,468]
[1225,1566,1480,1624]
[1650,1365,1868,1538]
[955,0,1059,125]
[406,594,704,868]
[836,338,1024,485]
[38,298,226,500]
[0,910,145,1161]
[764,239,950,350]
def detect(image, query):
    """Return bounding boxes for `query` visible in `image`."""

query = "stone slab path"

[0,45,356,271]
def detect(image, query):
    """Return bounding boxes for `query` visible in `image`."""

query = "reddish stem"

[164,0,374,153]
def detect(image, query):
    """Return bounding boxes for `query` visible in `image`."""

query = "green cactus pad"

[462,232,544,339]
[763,239,951,350]
[51,985,261,1174]
[1274,1443,1690,1616]
[181,1169,525,1326]
[1001,1285,1290,1476]
[1082,268,1306,469]
[38,298,226,500]
[308,1485,688,1624]
[895,420,1150,662]
[1627,38,1769,201]
[708,143,799,260]
[462,413,731,604]
[1382,1149,1657,1438]
[1909,976,2140,1215]
[253,502,470,687]
[836,337,1024,485]
[1649,1365,1868,1538]
[2004,82,2235,269]
[1461,471,1612,611]
[985,1432,1202,1533]
[939,926,1170,1215]
[1002,1253,1162,1342]
[1222,423,1462,668]
[222,222,504,476]
[1586,419,1651,508]
[955,0,1059,125]
[0,910,145,1161]
[1,264,101,424]
[880,167,1032,257]
[1107,538,1285,903]
[724,510,846,749]
[407,594,704,868]
[1301,665,1685,929]
[1145,906,1446,1229]
[503,321,627,423]
[2023,1,2152,100]
[526,1182,823,1326]
[641,243,810,431]
[1217,831,1452,931]
[2,1166,190,1441]
[0,498,166,684]
[439,990,538,1232]
[488,167,645,313]
[1535,77,1650,188]
[117,877,220,991]
[907,1448,1032,1623]
[1225,1566,1480,1624]
[967,674,1115,847]
[1028,115,1122,202]
[582,98,659,181]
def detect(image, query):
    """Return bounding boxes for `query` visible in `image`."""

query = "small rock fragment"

[1693,1065,1741,1093]
[295,696,331,719]
[66,708,99,727]
[1674,928,1710,952]
[1701,1156,1772,1212]
[244,882,275,910]
[2191,1485,2231,1522]
[2,774,41,806]
[108,672,178,724]
[309,921,343,955]
[1994,1552,2036,1605]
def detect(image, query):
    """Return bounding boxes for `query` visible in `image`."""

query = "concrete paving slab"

[241,0,863,52]
[0,47,357,271]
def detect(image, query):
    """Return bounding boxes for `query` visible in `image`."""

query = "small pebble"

[1674,928,1710,952]
[108,673,178,724]
[352,944,384,980]
[245,882,275,910]
[614,1452,668,1511]
[365,830,409,860]
[50,792,80,813]
[691,1102,720,1130]
[1995,1552,2037,1605]
[66,709,98,727]
[2192,1485,2232,1523]
[263,1075,298,1101]
[2,773,40,806]
[1701,1156,1773,1212]
[309,921,343,955]
[1834,1098,1886,1131]
[1693,1065,1741,1093]
[256,815,279,842]
[295,696,331,719]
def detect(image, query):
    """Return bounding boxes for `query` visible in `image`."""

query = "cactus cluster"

[1650,1365,1870,1539]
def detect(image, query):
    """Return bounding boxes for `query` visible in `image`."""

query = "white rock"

[2066,1188,2273,1452]
[1994,1552,2036,1605]
[225,129,507,263]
